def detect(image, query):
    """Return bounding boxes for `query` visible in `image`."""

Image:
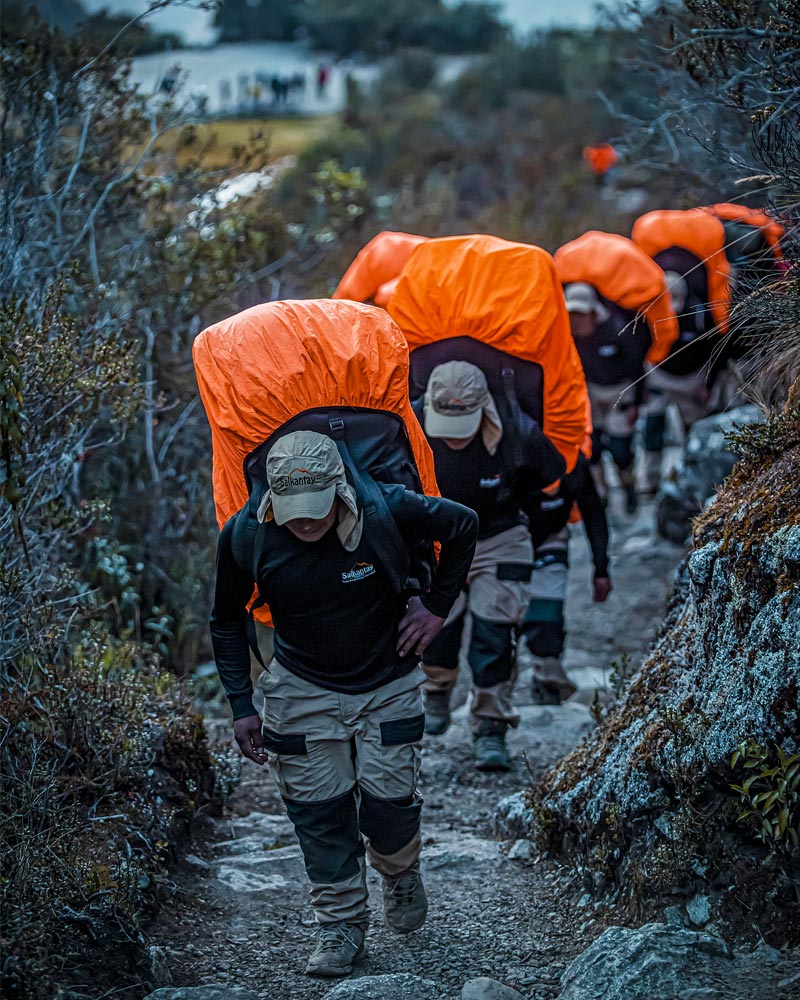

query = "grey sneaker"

[304,922,366,977]
[423,690,451,736]
[474,723,511,772]
[382,864,428,934]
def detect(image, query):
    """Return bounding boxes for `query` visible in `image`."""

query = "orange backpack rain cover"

[631,209,731,333]
[388,234,588,473]
[705,203,785,264]
[333,231,429,305]
[554,230,679,364]
[193,298,438,537]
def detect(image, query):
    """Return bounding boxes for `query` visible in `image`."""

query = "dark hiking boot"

[531,678,578,705]
[423,690,451,736]
[530,679,563,705]
[305,922,366,977]
[382,864,428,934]
[473,721,511,772]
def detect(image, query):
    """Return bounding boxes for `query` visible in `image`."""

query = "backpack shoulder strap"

[327,413,410,594]
[498,365,527,474]
[230,504,268,668]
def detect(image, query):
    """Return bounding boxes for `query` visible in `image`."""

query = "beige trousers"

[259,659,424,924]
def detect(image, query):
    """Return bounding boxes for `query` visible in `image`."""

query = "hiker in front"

[418,360,566,771]
[210,430,477,978]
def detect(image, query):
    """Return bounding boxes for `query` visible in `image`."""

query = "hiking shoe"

[304,922,366,977]
[423,690,451,736]
[530,679,563,705]
[473,723,511,772]
[382,864,427,934]
[531,678,577,705]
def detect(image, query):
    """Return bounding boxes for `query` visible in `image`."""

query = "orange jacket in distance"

[388,234,588,473]
[332,231,429,305]
[583,143,618,175]
[554,230,679,364]
[631,209,731,334]
[704,202,785,265]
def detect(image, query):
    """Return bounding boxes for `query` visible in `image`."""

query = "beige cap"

[424,360,503,453]
[258,430,357,528]
[563,282,610,322]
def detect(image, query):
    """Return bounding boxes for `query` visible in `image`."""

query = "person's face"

[442,435,476,450]
[283,501,337,542]
[569,310,599,339]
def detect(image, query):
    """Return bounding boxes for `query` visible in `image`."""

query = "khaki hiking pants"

[519,528,576,699]
[643,365,709,489]
[259,659,425,926]
[422,523,533,733]
[587,380,637,492]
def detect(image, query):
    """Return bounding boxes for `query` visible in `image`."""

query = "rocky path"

[145,496,687,999]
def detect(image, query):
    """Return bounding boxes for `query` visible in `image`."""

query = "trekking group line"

[196,207,785,976]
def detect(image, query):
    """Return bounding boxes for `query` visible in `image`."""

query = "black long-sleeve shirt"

[573,302,650,390]
[523,453,610,578]
[210,485,478,719]
[425,416,566,540]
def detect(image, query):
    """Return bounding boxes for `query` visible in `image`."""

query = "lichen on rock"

[530,404,800,945]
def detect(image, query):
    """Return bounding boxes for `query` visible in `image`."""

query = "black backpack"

[229,406,436,617]
[408,335,544,477]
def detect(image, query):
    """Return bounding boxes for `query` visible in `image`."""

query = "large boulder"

[531,409,800,945]
[557,923,800,1000]
[655,404,762,544]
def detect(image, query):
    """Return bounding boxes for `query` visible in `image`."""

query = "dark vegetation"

[215,0,507,56]
[2,0,795,994]
[1,0,183,54]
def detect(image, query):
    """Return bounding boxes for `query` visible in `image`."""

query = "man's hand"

[397,596,446,657]
[233,714,268,765]
[593,576,613,603]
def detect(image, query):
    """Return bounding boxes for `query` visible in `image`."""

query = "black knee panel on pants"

[468,614,515,688]
[358,786,422,856]
[422,610,464,669]
[644,412,666,452]
[522,619,565,658]
[283,789,363,883]
[606,433,635,470]
[521,598,565,658]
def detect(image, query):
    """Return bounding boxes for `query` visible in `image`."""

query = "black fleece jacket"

[210,485,477,719]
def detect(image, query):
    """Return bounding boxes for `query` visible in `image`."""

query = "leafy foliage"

[215,0,508,56]
[730,742,800,853]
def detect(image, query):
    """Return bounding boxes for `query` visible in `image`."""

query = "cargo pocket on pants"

[379,714,425,747]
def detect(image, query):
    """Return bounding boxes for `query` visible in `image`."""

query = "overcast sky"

[81,0,604,46]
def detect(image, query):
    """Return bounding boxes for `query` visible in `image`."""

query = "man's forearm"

[210,621,255,719]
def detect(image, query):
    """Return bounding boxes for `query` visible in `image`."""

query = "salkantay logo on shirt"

[479,474,502,488]
[342,561,376,583]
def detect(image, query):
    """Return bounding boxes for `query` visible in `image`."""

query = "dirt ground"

[145,490,687,998]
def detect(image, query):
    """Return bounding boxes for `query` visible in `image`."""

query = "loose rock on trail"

[146,498,688,999]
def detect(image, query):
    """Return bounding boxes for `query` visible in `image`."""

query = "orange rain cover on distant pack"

[706,203,785,264]
[333,231,429,305]
[554,230,679,364]
[631,209,731,333]
[583,143,618,175]
[388,234,588,473]
[194,298,438,534]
